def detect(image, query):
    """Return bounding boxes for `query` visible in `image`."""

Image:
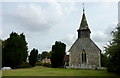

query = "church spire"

[77,3,91,38]
[79,3,89,30]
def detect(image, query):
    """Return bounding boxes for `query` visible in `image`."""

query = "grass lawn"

[2,66,118,76]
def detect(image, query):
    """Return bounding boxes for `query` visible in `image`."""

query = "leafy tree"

[105,26,120,73]
[2,32,28,68]
[37,51,51,62]
[51,41,66,68]
[29,48,38,67]
[101,53,107,67]
[41,51,51,59]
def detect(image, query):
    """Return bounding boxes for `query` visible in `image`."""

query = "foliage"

[36,62,44,66]
[101,53,107,67]
[20,33,28,62]
[29,48,38,67]
[43,63,51,67]
[41,51,51,59]
[2,32,28,69]
[36,62,51,67]
[16,62,31,68]
[105,26,120,73]
[50,41,66,68]
[37,51,51,62]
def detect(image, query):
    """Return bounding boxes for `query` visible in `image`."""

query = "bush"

[36,62,51,67]
[43,63,51,67]
[16,62,32,68]
[36,62,44,66]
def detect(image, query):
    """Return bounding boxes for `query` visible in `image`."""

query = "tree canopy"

[105,26,120,73]
[2,32,28,68]
[50,41,66,68]
[29,48,38,67]
[37,51,51,62]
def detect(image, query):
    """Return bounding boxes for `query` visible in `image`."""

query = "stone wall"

[69,38,101,69]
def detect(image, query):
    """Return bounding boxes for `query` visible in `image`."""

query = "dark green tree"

[101,53,107,67]
[29,48,38,67]
[20,33,28,62]
[2,32,28,68]
[2,32,23,68]
[105,26,120,73]
[50,41,66,68]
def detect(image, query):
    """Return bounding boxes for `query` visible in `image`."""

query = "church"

[68,7,101,69]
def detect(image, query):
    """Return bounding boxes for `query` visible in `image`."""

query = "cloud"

[2,0,119,2]
[0,3,2,38]
[118,1,120,26]
[61,34,76,51]
[3,2,76,33]
[61,34,75,45]
[92,31,109,42]
[92,22,117,42]
[3,3,51,32]
[91,22,117,51]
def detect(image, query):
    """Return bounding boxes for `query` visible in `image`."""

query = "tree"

[37,54,42,62]
[20,33,28,62]
[29,48,38,67]
[101,53,107,67]
[105,26,120,73]
[37,51,51,62]
[2,32,28,68]
[2,32,23,68]
[50,41,66,68]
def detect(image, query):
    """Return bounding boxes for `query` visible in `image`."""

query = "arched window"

[82,49,86,63]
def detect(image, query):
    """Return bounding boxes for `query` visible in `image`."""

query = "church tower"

[77,7,91,38]
[69,4,101,69]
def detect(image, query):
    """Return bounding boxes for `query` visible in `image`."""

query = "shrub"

[36,62,44,66]
[43,63,51,67]
[36,62,51,67]
[16,62,32,68]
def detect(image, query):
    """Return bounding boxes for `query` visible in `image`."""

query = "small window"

[82,49,87,63]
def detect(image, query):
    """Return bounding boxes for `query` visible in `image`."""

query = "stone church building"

[68,8,101,69]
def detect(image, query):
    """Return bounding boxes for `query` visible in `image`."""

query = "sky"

[118,1,120,26]
[1,0,119,54]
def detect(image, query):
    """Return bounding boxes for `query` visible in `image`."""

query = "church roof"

[80,13,88,29]
[78,9,90,32]
[68,38,101,52]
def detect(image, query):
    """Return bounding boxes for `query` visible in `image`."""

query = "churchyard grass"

[2,66,118,76]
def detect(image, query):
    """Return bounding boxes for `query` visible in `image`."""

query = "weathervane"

[83,3,85,13]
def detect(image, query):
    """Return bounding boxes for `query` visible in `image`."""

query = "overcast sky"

[1,0,119,54]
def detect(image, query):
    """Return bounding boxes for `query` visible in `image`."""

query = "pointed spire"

[77,3,91,38]
[78,3,89,30]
